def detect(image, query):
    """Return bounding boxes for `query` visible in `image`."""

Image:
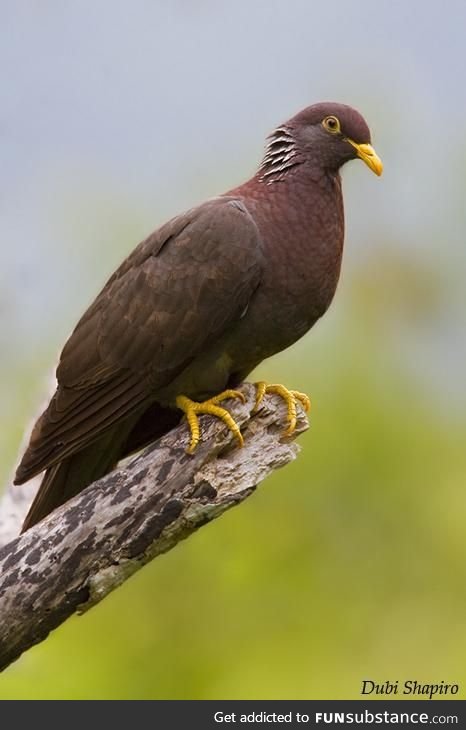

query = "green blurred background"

[1,0,465,699]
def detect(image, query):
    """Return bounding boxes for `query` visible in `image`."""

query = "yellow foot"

[176,390,245,454]
[253,382,311,436]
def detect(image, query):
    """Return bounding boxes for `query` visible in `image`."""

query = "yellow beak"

[346,140,383,176]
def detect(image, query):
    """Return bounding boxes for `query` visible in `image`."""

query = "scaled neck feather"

[258,125,302,184]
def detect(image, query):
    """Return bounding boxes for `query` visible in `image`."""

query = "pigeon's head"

[292,102,382,176]
[260,102,382,182]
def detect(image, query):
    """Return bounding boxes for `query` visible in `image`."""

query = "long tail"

[21,424,130,532]
[21,403,182,533]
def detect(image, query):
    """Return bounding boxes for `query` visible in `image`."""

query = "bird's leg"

[253,382,311,436]
[176,390,245,454]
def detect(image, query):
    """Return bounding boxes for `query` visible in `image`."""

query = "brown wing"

[15,197,263,483]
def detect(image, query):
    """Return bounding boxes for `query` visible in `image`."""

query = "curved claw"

[253,381,268,413]
[253,381,311,436]
[176,390,244,454]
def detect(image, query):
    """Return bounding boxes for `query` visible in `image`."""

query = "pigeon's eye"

[322,116,341,134]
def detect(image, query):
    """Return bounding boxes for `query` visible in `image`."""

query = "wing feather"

[15,197,263,483]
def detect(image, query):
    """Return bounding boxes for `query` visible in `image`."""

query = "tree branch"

[0,383,308,671]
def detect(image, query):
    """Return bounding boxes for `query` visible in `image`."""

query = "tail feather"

[21,424,129,532]
[20,402,181,533]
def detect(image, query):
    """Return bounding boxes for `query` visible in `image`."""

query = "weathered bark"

[0,383,308,671]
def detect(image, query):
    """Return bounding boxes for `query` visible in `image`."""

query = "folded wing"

[15,197,263,483]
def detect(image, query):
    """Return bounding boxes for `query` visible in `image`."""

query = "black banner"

[2,700,464,726]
